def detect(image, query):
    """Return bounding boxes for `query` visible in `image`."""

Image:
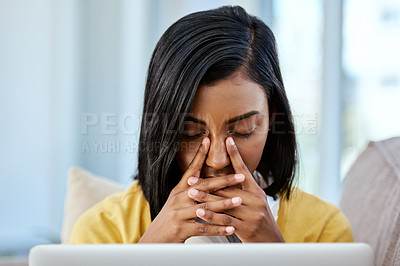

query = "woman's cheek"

[235,138,266,173]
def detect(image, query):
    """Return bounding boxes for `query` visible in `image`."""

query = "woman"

[70,5,353,244]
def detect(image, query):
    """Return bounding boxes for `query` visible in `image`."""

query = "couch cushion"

[340,137,400,266]
[61,167,125,244]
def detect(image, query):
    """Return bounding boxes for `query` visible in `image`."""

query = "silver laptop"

[29,243,374,266]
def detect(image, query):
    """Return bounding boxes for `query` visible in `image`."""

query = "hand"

[138,137,245,243]
[188,137,285,243]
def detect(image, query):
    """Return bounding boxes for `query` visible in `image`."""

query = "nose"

[205,137,231,170]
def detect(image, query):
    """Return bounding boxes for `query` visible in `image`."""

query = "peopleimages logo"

[80,112,318,153]
[81,112,141,135]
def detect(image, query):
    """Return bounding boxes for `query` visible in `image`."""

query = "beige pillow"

[61,167,125,244]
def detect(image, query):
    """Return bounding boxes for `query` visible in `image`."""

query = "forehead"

[189,72,269,121]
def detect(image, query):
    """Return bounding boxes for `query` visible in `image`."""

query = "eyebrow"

[184,110,260,125]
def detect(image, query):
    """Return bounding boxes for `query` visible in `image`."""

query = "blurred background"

[1,0,399,257]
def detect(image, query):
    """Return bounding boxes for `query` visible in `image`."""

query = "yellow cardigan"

[70,181,353,244]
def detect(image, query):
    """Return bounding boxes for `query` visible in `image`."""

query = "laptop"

[29,243,374,266]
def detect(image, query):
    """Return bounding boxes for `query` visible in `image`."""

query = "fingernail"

[226,226,235,234]
[196,208,205,217]
[234,174,244,181]
[188,176,198,185]
[228,137,235,146]
[232,197,242,205]
[188,188,198,197]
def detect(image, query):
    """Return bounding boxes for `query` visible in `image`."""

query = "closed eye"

[182,131,255,140]
[182,132,207,140]
[230,131,255,139]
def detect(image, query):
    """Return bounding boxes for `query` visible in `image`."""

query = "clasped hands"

[139,137,284,243]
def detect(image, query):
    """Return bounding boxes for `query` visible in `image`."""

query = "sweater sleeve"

[278,189,354,243]
[318,209,354,242]
[69,181,151,244]
[69,203,123,244]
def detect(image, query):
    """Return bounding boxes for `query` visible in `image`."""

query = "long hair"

[136,6,297,220]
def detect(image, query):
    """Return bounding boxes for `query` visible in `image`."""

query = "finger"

[213,186,267,207]
[180,197,242,220]
[185,223,236,237]
[218,205,246,220]
[212,186,247,202]
[187,188,225,202]
[177,137,210,188]
[187,174,245,192]
[226,137,259,191]
[195,208,242,228]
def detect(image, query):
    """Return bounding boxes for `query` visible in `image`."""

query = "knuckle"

[217,227,226,236]
[169,186,182,198]
[222,215,233,225]
[223,199,232,208]
[205,210,214,220]
[167,195,177,206]
[199,178,210,187]
[255,196,268,207]
[255,212,267,223]
[200,203,209,210]
[198,191,208,201]
[198,225,208,234]
[252,197,262,207]
[167,209,177,219]
[238,161,247,171]
[248,225,258,238]
[170,186,178,194]
[171,192,185,206]
[171,222,181,236]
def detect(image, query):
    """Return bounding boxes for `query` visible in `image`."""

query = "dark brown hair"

[136,5,297,220]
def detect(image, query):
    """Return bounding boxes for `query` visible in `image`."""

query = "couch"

[339,137,400,266]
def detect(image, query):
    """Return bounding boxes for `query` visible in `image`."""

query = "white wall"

[0,0,150,255]
[0,0,64,253]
